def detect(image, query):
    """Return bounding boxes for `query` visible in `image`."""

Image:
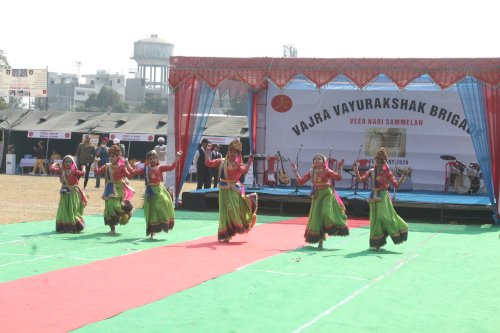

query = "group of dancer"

[49,138,409,250]
[291,147,409,250]
[50,144,182,239]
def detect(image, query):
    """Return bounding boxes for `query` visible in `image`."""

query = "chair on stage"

[352,159,371,189]
[264,155,279,187]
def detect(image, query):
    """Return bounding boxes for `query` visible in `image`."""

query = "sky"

[2,0,499,77]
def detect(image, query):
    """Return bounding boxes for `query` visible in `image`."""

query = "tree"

[140,95,167,114]
[0,49,10,69]
[0,97,8,110]
[83,86,129,113]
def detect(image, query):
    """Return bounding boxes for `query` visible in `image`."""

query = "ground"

[0,174,197,224]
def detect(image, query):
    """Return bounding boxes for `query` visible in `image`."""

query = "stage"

[181,185,494,223]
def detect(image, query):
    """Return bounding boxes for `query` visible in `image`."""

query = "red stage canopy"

[168,57,500,90]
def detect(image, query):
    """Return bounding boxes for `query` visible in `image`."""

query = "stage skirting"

[181,186,493,223]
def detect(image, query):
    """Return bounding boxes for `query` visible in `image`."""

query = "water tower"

[131,34,173,95]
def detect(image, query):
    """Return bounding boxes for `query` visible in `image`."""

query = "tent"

[167,57,500,223]
[0,110,247,168]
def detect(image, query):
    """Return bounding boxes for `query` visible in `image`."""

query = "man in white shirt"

[154,137,168,183]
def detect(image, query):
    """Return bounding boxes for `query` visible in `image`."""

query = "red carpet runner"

[0,217,369,333]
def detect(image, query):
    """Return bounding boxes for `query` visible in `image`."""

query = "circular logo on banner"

[28,131,34,137]
[271,94,292,113]
[65,132,70,139]
[148,135,154,141]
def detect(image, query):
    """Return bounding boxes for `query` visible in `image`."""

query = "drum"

[467,162,481,177]
[469,176,481,194]
[454,174,471,194]
[453,160,467,173]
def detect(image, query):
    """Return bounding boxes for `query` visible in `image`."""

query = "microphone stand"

[346,145,367,199]
[287,145,309,197]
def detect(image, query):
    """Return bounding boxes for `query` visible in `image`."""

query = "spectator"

[210,144,222,187]
[154,136,168,183]
[76,134,95,190]
[113,138,126,158]
[49,150,62,176]
[94,137,109,189]
[30,141,48,176]
[193,138,211,189]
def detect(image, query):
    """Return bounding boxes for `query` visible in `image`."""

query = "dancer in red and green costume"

[353,147,410,250]
[128,149,182,239]
[94,144,135,234]
[205,139,258,242]
[291,153,349,249]
[49,155,87,233]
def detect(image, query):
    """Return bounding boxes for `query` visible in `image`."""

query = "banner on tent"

[201,136,236,145]
[265,86,476,191]
[27,130,71,139]
[109,133,154,142]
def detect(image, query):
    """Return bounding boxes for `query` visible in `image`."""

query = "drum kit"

[441,155,482,195]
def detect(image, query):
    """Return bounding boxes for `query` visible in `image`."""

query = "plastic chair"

[264,155,278,186]
[352,159,371,189]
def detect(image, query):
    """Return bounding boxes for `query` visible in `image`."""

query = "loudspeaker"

[181,192,207,211]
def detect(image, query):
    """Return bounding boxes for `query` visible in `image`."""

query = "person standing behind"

[290,153,348,249]
[353,147,409,251]
[113,138,126,158]
[49,156,87,233]
[193,138,211,189]
[94,137,109,189]
[210,144,222,188]
[30,140,48,176]
[76,134,95,190]
[154,137,167,183]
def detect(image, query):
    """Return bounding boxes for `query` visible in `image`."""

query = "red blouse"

[94,163,132,182]
[296,167,341,189]
[358,167,399,190]
[50,165,85,186]
[131,164,176,185]
[205,158,250,182]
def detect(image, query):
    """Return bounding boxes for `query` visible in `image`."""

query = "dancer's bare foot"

[108,226,116,235]
[318,240,324,250]
[150,233,155,239]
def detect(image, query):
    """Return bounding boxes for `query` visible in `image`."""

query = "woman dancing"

[49,156,87,233]
[94,144,135,234]
[290,153,349,249]
[205,139,258,242]
[128,149,182,239]
[353,147,409,250]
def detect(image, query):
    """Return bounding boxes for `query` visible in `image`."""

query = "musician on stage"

[290,153,349,249]
[205,139,258,243]
[353,147,409,250]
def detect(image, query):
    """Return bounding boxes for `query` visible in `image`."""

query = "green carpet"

[1,212,499,333]
[0,210,290,282]
[73,223,500,333]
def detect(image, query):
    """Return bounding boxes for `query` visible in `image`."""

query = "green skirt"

[217,188,258,242]
[143,185,175,236]
[103,182,134,227]
[305,187,349,244]
[368,190,408,248]
[55,186,86,233]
